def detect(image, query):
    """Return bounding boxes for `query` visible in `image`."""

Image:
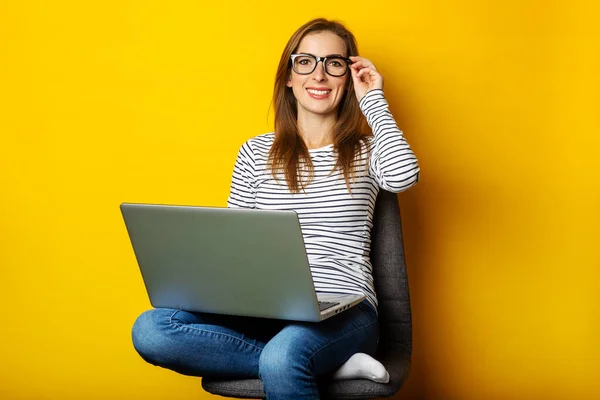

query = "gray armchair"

[202,189,413,399]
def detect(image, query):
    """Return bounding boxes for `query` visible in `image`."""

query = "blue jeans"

[131,300,379,399]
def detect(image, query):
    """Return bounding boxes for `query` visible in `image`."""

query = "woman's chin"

[299,103,338,117]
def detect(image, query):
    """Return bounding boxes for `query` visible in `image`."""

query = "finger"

[350,65,363,84]
[356,68,370,84]
[351,60,375,69]
[349,55,371,64]
[349,57,377,70]
[357,67,378,78]
[352,64,377,77]
[358,67,383,84]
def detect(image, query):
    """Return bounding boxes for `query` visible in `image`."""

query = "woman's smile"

[306,87,332,99]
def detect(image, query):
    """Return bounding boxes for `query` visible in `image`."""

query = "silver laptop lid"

[120,203,324,321]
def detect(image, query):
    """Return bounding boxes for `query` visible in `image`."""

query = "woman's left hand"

[349,56,384,102]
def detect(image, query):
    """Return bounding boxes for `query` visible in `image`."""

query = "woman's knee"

[258,338,320,398]
[131,308,175,364]
[258,337,312,380]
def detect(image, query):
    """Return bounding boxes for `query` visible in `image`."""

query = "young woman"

[132,18,420,399]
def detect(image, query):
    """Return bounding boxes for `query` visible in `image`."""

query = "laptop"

[120,203,365,322]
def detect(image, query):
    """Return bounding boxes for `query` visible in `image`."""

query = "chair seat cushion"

[201,357,411,399]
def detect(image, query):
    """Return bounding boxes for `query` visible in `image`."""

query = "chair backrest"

[370,190,412,359]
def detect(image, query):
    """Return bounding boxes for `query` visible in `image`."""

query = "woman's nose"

[312,61,326,80]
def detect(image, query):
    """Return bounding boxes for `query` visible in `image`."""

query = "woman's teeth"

[307,89,331,95]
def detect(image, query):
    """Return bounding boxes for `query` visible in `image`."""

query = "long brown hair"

[269,18,370,194]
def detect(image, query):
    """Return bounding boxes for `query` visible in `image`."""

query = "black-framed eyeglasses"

[290,53,352,77]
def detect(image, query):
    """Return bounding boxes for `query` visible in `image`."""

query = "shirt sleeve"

[359,89,420,193]
[227,139,257,209]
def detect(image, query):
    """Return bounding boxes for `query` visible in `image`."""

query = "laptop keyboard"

[318,301,339,312]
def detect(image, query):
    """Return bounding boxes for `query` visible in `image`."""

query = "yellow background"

[1,1,598,399]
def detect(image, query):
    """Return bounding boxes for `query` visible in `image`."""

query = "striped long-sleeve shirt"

[227,89,420,310]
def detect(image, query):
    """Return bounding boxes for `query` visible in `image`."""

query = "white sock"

[332,353,390,383]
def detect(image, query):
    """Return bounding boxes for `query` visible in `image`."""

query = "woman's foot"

[332,353,390,383]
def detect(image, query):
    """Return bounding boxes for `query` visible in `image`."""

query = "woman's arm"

[359,89,420,192]
[350,56,420,192]
[227,140,257,208]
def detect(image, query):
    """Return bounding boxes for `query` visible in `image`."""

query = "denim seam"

[167,310,263,352]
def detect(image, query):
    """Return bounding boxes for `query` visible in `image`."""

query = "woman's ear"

[286,76,292,88]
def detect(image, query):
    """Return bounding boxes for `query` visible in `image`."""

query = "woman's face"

[286,31,349,119]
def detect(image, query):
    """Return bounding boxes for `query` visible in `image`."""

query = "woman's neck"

[297,111,337,150]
